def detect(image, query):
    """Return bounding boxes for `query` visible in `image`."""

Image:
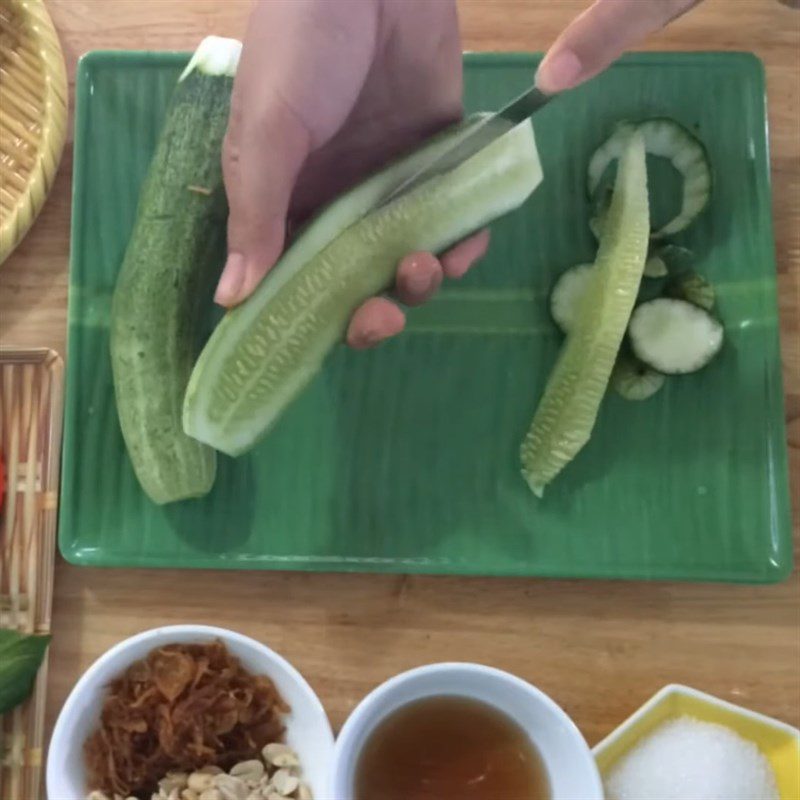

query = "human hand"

[216,0,490,348]
[537,0,704,93]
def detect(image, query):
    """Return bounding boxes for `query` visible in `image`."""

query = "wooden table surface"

[1,0,798,757]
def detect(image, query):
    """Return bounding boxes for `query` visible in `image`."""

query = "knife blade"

[378,84,552,208]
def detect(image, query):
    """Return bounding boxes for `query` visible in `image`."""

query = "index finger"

[536,0,703,94]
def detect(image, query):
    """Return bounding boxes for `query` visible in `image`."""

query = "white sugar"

[605,716,779,800]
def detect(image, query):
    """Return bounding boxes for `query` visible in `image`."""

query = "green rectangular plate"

[60,51,793,582]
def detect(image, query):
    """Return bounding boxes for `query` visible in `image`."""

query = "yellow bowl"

[594,684,800,799]
[0,0,68,264]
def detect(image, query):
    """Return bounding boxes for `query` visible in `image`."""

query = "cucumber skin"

[588,118,711,240]
[110,72,231,504]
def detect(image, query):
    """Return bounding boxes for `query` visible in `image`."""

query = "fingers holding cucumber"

[346,229,490,349]
[347,297,407,350]
[218,0,488,349]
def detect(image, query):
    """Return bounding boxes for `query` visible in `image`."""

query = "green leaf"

[0,629,51,714]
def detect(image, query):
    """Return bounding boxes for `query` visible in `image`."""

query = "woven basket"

[0,349,63,800]
[0,0,68,264]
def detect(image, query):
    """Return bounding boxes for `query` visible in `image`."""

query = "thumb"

[536,0,701,94]
[215,90,310,307]
[216,0,378,307]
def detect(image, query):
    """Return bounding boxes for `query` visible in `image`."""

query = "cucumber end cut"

[180,35,242,81]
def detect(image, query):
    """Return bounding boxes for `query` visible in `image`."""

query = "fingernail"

[405,257,437,296]
[536,49,583,94]
[406,271,435,297]
[215,253,246,306]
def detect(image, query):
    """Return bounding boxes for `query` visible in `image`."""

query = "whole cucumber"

[110,37,241,504]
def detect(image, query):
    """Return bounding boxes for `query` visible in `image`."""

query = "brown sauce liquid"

[354,695,550,800]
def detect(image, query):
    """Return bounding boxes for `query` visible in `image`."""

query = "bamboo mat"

[0,0,68,264]
[0,348,63,800]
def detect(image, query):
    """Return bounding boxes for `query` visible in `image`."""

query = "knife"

[379,84,553,208]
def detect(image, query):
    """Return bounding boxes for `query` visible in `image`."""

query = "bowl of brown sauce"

[328,662,602,800]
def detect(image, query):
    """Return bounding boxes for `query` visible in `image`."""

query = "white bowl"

[328,662,603,800]
[47,625,334,800]
[592,683,800,796]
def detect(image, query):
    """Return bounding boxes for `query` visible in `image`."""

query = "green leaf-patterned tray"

[60,51,792,582]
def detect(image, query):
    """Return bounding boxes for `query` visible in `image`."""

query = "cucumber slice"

[588,119,711,239]
[644,243,697,279]
[656,244,694,271]
[521,131,650,497]
[180,35,242,80]
[611,355,666,401]
[643,255,669,279]
[110,36,240,504]
[629,298,723,374]
[667,270,716,311]
[550,263,594,334]
[184,120,543,456]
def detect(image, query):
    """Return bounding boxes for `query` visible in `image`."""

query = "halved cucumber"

[611,355,665,401]
[550,263,594,334]
[629,298,723,374]
[588,119,711,239]
[184,120,543,456]
[110,36,241,504]
[521,131,650,497]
